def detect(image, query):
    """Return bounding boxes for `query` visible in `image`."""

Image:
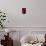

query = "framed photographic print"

[22,8,26,14]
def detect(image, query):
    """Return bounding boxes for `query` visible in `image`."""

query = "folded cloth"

[33,43,42,46]
[21,43,42,46]
[21,43,33,46]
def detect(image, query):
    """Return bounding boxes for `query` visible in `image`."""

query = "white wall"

[0,1,46,46]
[31,0,46,27]
[0,0,46,27]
